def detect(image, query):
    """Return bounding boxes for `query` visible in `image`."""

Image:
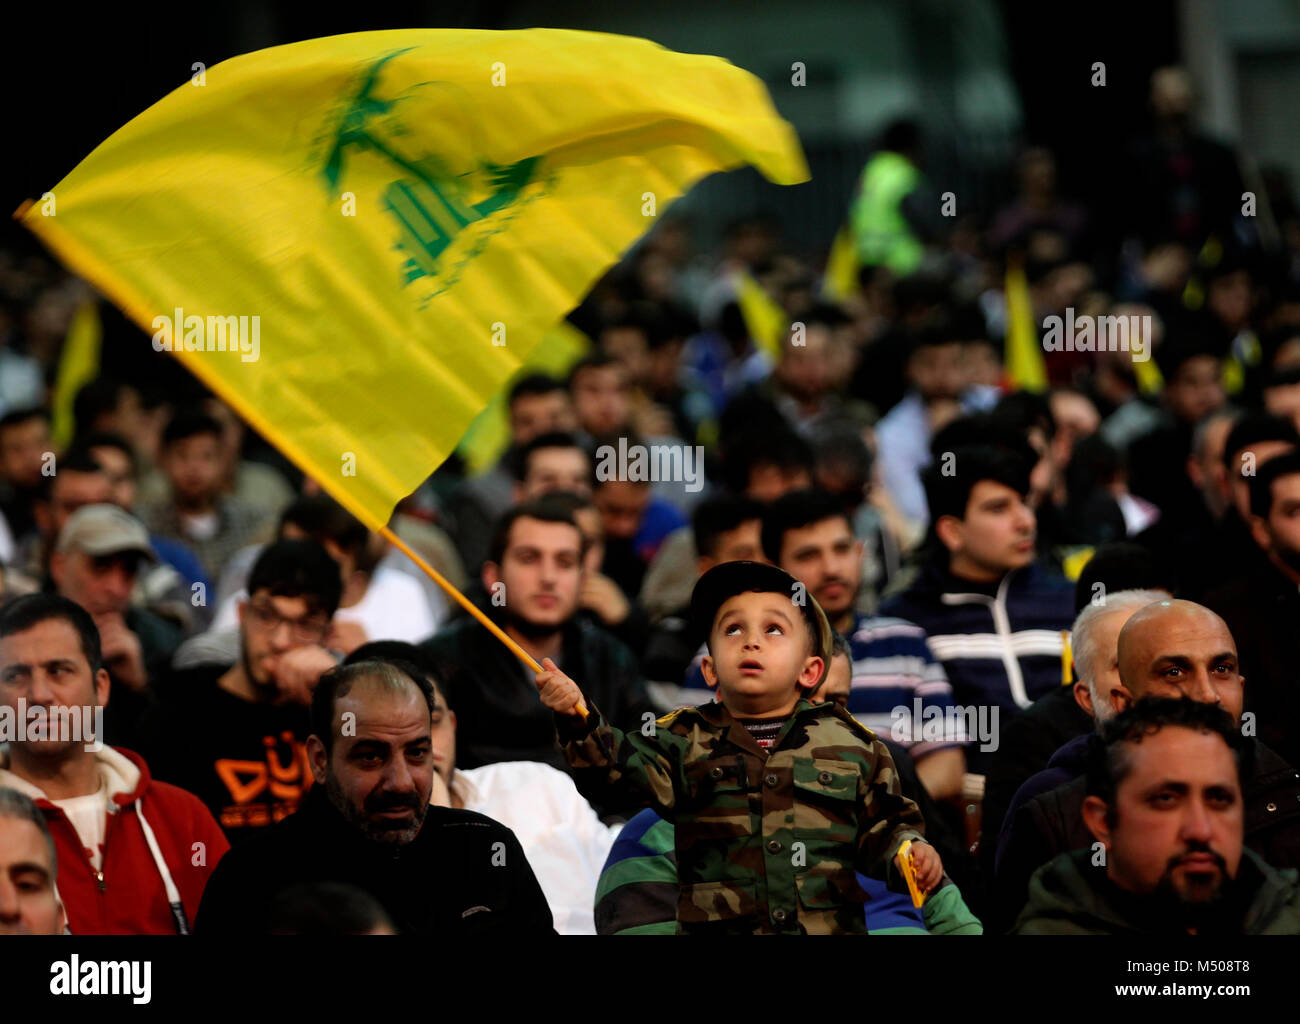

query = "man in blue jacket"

[881,445,1074,774]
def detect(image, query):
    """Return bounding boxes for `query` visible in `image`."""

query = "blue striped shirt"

[846,613,964,758]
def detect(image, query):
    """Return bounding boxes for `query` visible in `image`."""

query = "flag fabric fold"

[18,28,808,530]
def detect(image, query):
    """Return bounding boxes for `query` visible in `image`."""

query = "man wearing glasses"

[136,538,342,843]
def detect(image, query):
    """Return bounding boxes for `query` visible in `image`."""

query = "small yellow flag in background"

[821,224,860,302]
[50,298,102,450]
[734,269,789,363]
[18,28,808,531]
[1003,256,1047,393]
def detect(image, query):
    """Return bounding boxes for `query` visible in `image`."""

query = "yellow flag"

[17,29,807,531]
[1133,352,1164,396]
[1003,258,1047,393]
[50,299,102,450]
[821,224,860,302]
[735,270,789,362]
[456,319,591,475]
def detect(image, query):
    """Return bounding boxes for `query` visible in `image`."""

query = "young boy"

[537,560,943,934]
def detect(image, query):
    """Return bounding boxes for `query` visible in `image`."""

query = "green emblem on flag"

[322,50,553,304]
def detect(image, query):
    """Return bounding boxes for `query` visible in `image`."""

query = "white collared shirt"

[451,761,622,935]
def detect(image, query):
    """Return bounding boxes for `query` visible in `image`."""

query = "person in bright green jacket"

[850,119,936,277]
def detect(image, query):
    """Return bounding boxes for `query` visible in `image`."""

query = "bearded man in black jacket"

[195,659,554,935]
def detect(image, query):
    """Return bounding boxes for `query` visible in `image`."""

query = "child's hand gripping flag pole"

[15,28,809,705]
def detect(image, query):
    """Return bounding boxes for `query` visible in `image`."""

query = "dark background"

[3,0,1180,251]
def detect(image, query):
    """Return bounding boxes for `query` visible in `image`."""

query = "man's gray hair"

[1071,589,1169,720]
[0,787,57,871]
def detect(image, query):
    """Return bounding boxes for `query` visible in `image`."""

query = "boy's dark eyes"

[722,622,784,635]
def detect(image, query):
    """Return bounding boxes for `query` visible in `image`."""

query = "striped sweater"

[881,561,1074,770]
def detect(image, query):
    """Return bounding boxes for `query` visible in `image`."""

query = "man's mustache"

[365,793,423,816]
[1166,841,1228,875]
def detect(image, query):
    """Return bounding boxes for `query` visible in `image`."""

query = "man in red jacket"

[0,593,228,934]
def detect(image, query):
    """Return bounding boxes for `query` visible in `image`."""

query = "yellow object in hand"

[897,839,925,909]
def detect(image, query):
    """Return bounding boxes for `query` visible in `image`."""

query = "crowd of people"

[5,64,1300,935]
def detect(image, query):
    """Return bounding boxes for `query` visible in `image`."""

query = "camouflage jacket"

[557,698,927,934]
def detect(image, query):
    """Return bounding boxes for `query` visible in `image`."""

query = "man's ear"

[49,551,66,587]
[1248,514,1272,553]
[696,555,716,577]
[93,667,111,709]
[1082,794,1112,848]
[700,654,719,690]
[1109,683,1134,716]
[510,482,524,505]
[934,514,964,554]
[482,560,501,594]
[307,734,328,785]
[1073,680,1096,718]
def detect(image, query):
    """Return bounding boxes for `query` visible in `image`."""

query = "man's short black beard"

[1151,853,1233,928]
[503,606,567,642]
[815,577,857,621]
[324,770,427,848]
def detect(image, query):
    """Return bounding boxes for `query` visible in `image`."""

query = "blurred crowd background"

[4,0,1300,935]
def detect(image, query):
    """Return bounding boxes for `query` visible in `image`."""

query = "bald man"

[1111,599,1243,724]
[992,598,1300,931]
[990,591,1168,890]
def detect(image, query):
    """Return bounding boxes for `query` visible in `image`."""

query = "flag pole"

[378,524,589,720]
